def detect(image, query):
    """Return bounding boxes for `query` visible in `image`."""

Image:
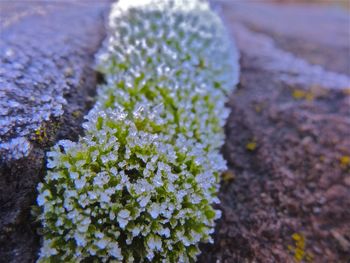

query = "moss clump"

[36,0,238,262]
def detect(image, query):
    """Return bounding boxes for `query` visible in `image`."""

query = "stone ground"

[199,1,350,262]
[1,0,349,262]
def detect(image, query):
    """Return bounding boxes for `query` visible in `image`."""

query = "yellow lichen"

[35,125,48,143]
[292,233,302,241]
[340,155,350,168]
[288,232,313,262]
[34,122,60,144]
[292,89,314,101]
[246,140,257,151]
[292,89,305,100]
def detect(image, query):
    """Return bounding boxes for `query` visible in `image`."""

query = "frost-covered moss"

[36,0,238,262]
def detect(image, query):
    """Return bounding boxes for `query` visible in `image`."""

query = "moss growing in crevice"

[36,0,239,262]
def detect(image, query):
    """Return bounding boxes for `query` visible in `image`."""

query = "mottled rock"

[0,1,111,262]
[199,1,350,262]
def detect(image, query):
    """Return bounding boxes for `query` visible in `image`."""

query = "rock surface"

[199,1,350,262]
[0,1,111,262]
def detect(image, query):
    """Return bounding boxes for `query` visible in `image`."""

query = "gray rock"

[0,1,111,262]
[200,1,350,262]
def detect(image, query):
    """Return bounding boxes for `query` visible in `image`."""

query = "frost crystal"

[36,0,239,262]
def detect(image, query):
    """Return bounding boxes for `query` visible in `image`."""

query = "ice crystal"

[36,0,239,262]
[0,137,32,161]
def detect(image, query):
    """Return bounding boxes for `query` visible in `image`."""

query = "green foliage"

[36,0,238,262]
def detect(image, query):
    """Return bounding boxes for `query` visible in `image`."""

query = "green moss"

[36,0,239,262]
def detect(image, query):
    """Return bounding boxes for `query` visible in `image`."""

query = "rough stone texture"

[199,1,350,262]
[0,1,111,262]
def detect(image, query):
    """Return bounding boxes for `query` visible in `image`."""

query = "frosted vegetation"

[36,0,238,262]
